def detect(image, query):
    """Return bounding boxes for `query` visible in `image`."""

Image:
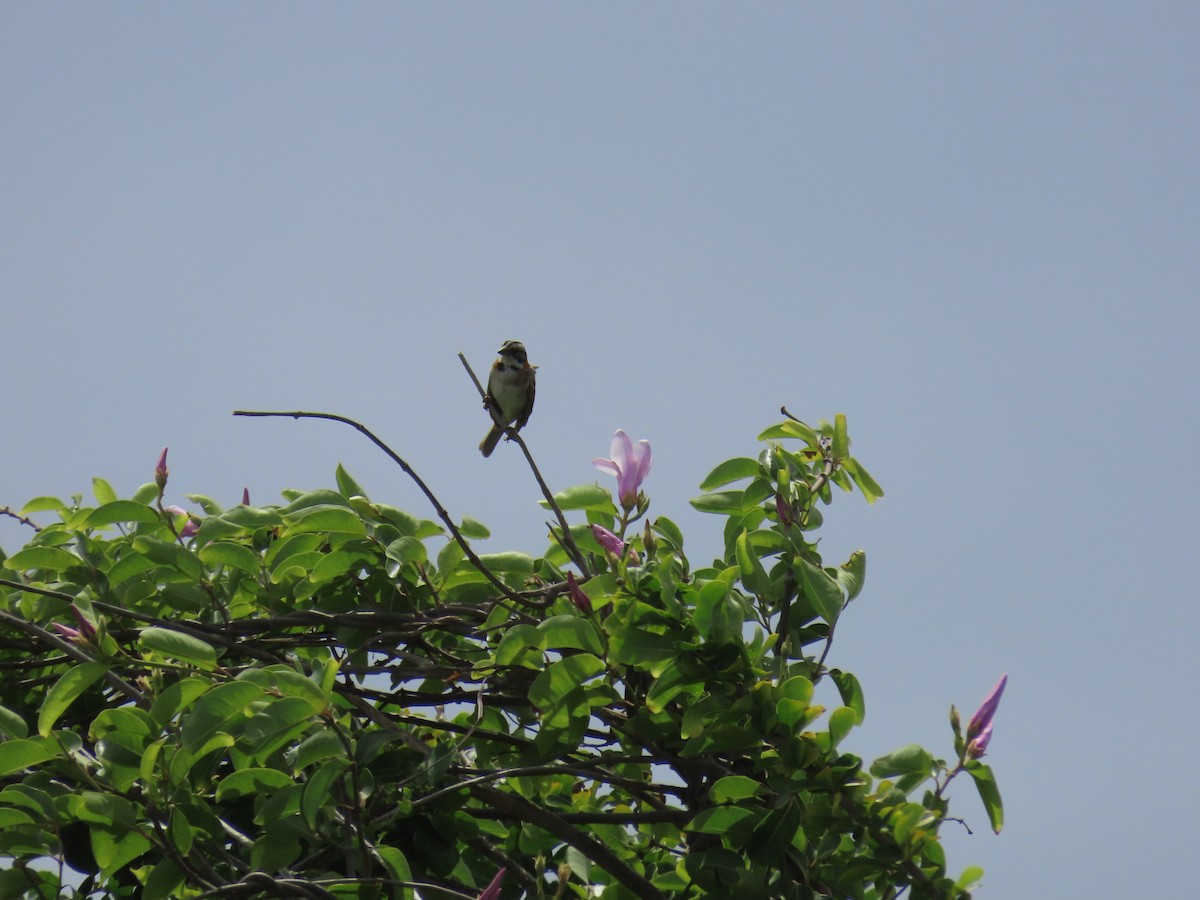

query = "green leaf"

[871,744,934,793]
[956,865,985,891]
[758,420,821,447]
[832,413,849,460]
[283,505,366,536]
[181,682,265,754]
[335,463,367,500]
[85,501,162,528]
[131,537,206,581]
[747,798,802,864]
[19,496,66,515]
[150,677,210,728]
[844,457,884,504]
[92,477,118,506]
[700,458,762,490]
[216,768,294,802]
[495,625,547,668]
[477,552,534,574]
[92,826,152,877]
[2,546,80,572]
[386,537,427,567]
[537,616,604,655]
[543,484,617,514]
[0,738,57,775]
[838,550,867,602]
[829,669,865,724]
[651,516,685,549]
[528,654,604,710]
[0,704,28,740]
[735,530,769,596]
[967,761,1004,833]
[39,662,107,736]
[646,660,694,713]
[302,758,350,830]
[198,541,262,574]
[828,706,857,747]
[374,846,414,900]
[685,805,759,838]
[458,516,490,539]
[689,490,746,515]
[138,627,218,670]
[796,558,844,624]
[709,776,762,803]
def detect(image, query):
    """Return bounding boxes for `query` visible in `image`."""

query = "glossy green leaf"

[838,550,866,602]
[139,627,218,670]
[198,541,262,574]
[216,767,294,802]
[19,496,65,515]
[335,463,367,500]
[844,457,884,504]
[537,616,604,655]
[528,654,604,710]
[689,490,745,514]
[956,865,985,891]
[459,516,491,539]
[870,744,934,792]
[477,552,534,574]
[710,775,762,803]
[181,682,265,754]
[85,500,162,528]
[38,662,107,736]
[302,758,349,830]
[150,677,211,728]
[2,546,80,572]
[796,557,844,624]
[828,706,857,747]
[646,660,693,713]
[283,505,366,536]
[385,536,427,567]
[495,625,547,668]
[543,484,617,513]
[374,845,414,900]
[92,477,118,506]
[700,457,762,490]
[0,704,28,740]
[735,530,769,597]
[747,798,802,864]
[830,669,865,724]
[967,761,1004,833]
[832,413,849,460]
[758,420,822,447]
[0,738,58,776]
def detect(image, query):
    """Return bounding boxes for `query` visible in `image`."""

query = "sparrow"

[479,340,537,457]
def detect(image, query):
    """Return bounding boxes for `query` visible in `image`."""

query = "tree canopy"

[0,410,1003,899]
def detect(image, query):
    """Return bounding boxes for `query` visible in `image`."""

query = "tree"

[0,409,1003,899]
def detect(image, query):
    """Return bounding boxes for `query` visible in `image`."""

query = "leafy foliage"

[0,416,1001,898]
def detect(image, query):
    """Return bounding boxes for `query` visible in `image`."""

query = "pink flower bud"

[590,524,626,556]
[966,674,1007,748]
[478,868,506,900]
[154,448,170,493]
[565,572,593,613]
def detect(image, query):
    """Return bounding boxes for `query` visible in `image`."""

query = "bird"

[479,340,537,457]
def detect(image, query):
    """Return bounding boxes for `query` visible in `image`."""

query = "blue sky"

[3,5,1198,896]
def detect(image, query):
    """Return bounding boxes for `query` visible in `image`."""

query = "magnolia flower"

[179,518,200,539]
[594,430,652,508]
[154,448,170,493]
[565,572,593,613]
[590,524,626,556]
[478,868,506,900]
[966,674,1007,758]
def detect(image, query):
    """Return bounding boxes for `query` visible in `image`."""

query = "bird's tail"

[479,425,504,457]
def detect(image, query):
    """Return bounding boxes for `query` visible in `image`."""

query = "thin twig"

[232,410,532,611]
[0,506,42,531]
[0,607,150,709]
[458,352,591,577]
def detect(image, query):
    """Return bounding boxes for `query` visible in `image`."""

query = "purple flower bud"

[594,430,652,509]
[64,605,97,642]
[967,722,995,759]
[242,487,251,506]
[478,868,506,900]
[154,448,170,493]
[775,494,794,526]
[590,524,626,556]
[966,674,1007,745]
[179,518,200,538]
[565,572,593,613]
[51,623,81,642]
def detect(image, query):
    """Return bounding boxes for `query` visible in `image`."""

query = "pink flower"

[478,868,505,900]
[594,430,652,508]
[154,448,170,493]
[179,518,200,539]
[242,487,251,505]
[965,674,1007,758]
[565,572,593,613]
[590,524,626,556]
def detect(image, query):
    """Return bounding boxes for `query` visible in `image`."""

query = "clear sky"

[3,5,1198,896]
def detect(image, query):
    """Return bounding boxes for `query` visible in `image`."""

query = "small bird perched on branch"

[479,340,537,457]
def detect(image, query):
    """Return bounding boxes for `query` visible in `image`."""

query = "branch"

[469,783,668,900]
[458,353,591,577]
[0,506,41,531]
[0,607,150,709]
[232,410,532,611]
